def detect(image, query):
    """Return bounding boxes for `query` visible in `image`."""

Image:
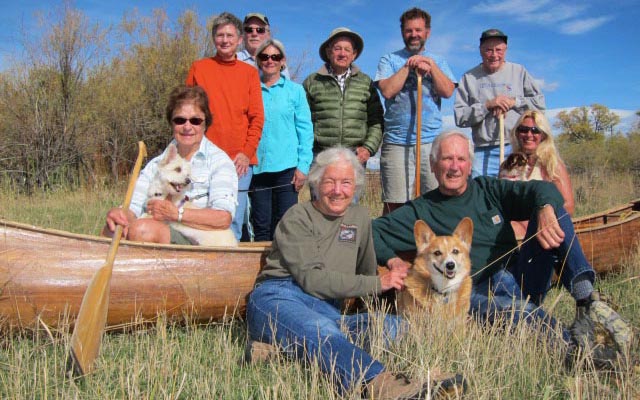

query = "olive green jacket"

[303,65,383,156]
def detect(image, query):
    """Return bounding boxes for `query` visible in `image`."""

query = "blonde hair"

[510,110,562,181]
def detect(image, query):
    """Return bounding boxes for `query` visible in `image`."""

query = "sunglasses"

[258,53,284,62]
[516,125,542,135]
[244,26,267,34]
[172,117,204,126]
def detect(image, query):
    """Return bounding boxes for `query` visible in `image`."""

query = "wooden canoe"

[0,198,638,329]
[0,220,269,329]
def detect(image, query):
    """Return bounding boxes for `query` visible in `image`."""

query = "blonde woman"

[504,110,574,237]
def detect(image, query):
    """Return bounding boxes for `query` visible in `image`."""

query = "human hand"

[486,95,515,115]
[233,153,251,177]
[380,266,408,291]
[292,169,307,192]
[355,146,371,164]
[406,55,433,77]
[105,207,130,236]
[536,205,565,249]
[146,199,179,222]
[387,257,411,274]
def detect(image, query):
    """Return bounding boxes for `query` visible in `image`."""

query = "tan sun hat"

[319,27,364,63]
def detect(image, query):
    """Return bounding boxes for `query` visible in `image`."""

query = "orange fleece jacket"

[186,56,264,164]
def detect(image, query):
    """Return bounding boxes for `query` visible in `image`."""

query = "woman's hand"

[233,153,251,177]
[292,169,307,192]
[146,199,179,222]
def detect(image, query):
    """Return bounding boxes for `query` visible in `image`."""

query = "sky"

[1,0,639,135]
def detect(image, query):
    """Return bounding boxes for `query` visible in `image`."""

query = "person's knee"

[127,219,164,243]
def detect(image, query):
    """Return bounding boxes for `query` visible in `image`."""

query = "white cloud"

[536,79,559,92]
[471,0,550,15]
[559,16,613,35]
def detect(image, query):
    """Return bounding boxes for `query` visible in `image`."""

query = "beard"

[404,36,425,53]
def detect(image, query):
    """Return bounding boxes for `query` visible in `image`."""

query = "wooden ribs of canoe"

[0,220,268,328]
[0,199,638,329]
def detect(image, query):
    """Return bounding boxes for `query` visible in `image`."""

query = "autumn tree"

[554,104,620,143]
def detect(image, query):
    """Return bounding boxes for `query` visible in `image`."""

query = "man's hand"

[536,205,565,249]
[406,55,434,77]
[233,153,250,177]
[355,146,371,164]
[486,95,516,116]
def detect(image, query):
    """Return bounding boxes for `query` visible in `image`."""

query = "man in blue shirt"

[375,7,455,214]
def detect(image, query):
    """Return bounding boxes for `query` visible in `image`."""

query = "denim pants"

[249,168,297,241]
[232,169,253,240]
[470,206,595,344]
[472,144,512,178]
[247,278,404,393]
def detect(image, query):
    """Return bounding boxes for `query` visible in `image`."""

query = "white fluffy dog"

[145,144,237,247]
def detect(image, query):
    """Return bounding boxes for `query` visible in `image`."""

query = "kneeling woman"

[245,147,465,399]
[102,86,237,244]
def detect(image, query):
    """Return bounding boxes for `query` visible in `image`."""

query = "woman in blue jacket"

[250,39,313,241]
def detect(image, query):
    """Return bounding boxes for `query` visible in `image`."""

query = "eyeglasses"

[244,26,267,34]
[258,53,284,62]
[516,125,542,135]
[172,117,204,126]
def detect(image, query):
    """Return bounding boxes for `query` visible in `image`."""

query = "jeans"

[249,168,297,241]
[470,206,595,345]
[247,278,404,393]
[232,169,253,240]
[472,144,512,177]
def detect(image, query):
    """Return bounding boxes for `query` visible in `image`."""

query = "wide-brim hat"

[319,27,364,63]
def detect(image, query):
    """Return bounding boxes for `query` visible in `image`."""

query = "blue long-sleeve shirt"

[253,77,314,175]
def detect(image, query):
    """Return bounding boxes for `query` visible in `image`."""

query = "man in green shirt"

[373,131,631,369]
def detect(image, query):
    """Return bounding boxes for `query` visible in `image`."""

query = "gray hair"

[211,12,243,37]
[256,39,287,71]
[308,147,365,199]
[430,131,475,164]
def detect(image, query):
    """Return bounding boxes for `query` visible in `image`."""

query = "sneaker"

[364,371,467,399]
[242,340,279,365]
[569,291,633,369]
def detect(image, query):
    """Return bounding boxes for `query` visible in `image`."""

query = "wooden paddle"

[498,113,505,165]
[68,141,147,377]
[414,73,423,199]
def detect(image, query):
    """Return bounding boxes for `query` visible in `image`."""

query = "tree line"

[0,4,638,193]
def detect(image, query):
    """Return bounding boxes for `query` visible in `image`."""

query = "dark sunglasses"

[258,53,284,62]
[516,125,542,135]
[172,117,204,126]
[244,26,267,34]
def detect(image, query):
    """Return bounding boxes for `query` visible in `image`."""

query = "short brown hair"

[400,7,431,30]
[165,86,213,128]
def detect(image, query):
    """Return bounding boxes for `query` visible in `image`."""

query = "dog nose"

[446,261,456,271]
[185,178,191,185]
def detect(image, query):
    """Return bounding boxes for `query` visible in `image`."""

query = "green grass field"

[0,171,638,399]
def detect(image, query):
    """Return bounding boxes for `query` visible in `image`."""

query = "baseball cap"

[480,28,508,44]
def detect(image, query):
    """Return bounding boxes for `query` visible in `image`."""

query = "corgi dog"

[397,218,473,318]
[145,144,237,247]
[498,152,528,181]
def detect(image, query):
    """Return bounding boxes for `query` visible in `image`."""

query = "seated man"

[372,130,632,368]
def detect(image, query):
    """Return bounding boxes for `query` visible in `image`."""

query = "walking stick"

[499,113,505,165]
[415,73,423,198]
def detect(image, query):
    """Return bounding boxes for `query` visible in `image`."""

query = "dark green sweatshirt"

[372,176,564,283]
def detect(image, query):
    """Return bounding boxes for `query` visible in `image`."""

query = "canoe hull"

[0,221,268,328]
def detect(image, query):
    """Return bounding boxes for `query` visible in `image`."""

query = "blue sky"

[1,0,639,133]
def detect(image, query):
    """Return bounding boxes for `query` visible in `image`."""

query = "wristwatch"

[177,206,185,222]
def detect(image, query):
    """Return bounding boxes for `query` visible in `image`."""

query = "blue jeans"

[232,169,253,240]
[472,144,512,177]
[249,168,297,241]
[247,278,404,393]
[471,207,595,345]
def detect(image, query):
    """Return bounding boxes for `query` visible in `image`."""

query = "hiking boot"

[569,291,633,369]
[242,340,279,365]
[364,371,467,399]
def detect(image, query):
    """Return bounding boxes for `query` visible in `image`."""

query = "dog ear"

[414,220,435,251]
[161,144,178,166]
[453,217,474,248]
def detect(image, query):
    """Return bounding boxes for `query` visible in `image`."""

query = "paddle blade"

[67,263,113,376]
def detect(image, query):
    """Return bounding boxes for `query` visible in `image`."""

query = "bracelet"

[177,206,184,223]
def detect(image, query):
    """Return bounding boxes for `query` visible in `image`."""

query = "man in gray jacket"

[454,28,545,177]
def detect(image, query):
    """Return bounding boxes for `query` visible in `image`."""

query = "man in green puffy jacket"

[303,27,383,166]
